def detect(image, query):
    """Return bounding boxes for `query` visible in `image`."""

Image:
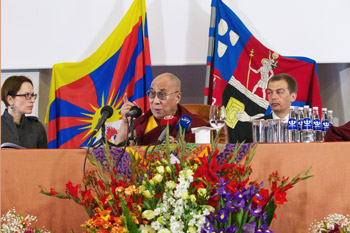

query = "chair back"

[182,104,229,144]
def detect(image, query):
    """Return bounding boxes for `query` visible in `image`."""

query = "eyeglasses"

[14,93,38,100]
[147,90,179,100]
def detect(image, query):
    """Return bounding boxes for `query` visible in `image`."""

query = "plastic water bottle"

[287,106,299,142]
[321,108,329,140]
[327,110,334,126]
[301,105,314,142]
[312,107,322,142]
[297,107,304,140]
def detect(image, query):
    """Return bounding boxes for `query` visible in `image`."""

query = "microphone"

[156,115,178,144]
[125,106,142,118]
[175,115,193,140]
[92,105,114,135]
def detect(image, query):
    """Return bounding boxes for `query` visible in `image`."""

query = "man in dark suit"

[234,73,298,142]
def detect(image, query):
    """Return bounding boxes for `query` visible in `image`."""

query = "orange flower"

[99,209,111,221]
[105,194,113,204]
[115,187,124,193]
[125,185,137,195]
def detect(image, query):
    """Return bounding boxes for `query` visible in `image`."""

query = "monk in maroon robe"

[324,121,350,142]
[115,73,209,145]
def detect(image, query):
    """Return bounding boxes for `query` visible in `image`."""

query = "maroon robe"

[134,104,210,145]
[324,121,350,142]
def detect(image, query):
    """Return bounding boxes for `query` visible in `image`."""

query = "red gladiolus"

[273,187,288,205]
[253,189,270,207]
[66,181,80,199]
[50,188,59,195]
[98,180,106,191]
[282,183,293,192]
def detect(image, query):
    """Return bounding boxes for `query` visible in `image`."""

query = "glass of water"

[209,104,226,130]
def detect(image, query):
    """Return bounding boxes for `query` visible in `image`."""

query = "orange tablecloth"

[1,142,350,232]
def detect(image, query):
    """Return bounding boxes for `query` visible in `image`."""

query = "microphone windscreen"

[101,105,114,118]
[175,115,192,133]
[160,115,178,128]
[129,106,142,118]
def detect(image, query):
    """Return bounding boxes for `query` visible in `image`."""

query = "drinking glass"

[209,104,226,130]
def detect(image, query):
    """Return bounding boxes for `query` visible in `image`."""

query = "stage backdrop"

[2,0,350,70]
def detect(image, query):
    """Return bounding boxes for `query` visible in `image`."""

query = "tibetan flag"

[45,0,152,148]
[205,0,322,143]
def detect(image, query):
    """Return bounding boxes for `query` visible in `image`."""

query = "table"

[1,142,350,232]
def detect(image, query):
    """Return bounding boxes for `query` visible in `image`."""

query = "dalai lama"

[115,72,209,145]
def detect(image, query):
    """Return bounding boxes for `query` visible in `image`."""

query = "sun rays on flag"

[79,93,122,141]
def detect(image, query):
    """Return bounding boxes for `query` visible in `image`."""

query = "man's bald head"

[153,73,181,91]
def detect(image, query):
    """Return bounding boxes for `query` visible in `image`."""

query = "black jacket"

[1,109,48,148]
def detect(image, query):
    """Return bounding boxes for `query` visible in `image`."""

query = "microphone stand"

[115,116,137,170]
[127,117,137,144]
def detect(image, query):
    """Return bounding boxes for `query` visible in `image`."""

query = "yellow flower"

[188,226,197,232]
[152,174,163,184]
[138,185,146,194]
[182,192,189,200]
[198,188,207,197]
[165,166,172,174]
[158,229,171,233]
[142,190,153,199]
[165,181,176,190]
[139,224,156,233]
[156,166,165,174]
[189,194,196,203]
[207,205,215,213]
[157,216,164,224]
[179,168,194,179]
[142,210,155,220]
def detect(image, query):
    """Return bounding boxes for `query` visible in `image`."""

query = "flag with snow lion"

[205,0,322,143]
[45,0,152,148]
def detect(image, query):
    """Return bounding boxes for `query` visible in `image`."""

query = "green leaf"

[265,198,276,226]
[235,208,244,232]
[143,201,151,210]
[121,198,141,233]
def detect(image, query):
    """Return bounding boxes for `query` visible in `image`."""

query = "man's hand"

[235,111,251,122]
[120,93,138,123]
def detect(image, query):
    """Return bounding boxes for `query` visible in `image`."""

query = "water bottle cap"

[289,106,294,110]
[298,107,303,110]
[322,107,327,111]
[304,105,309,109]
[328,110,333,113]
[313,106,318,110]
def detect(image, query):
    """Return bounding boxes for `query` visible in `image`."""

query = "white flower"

[170,153,180,164]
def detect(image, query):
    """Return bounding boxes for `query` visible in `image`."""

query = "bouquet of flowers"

[39,127,312,233]
[309,214,350,233]
[1,207,51,233]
